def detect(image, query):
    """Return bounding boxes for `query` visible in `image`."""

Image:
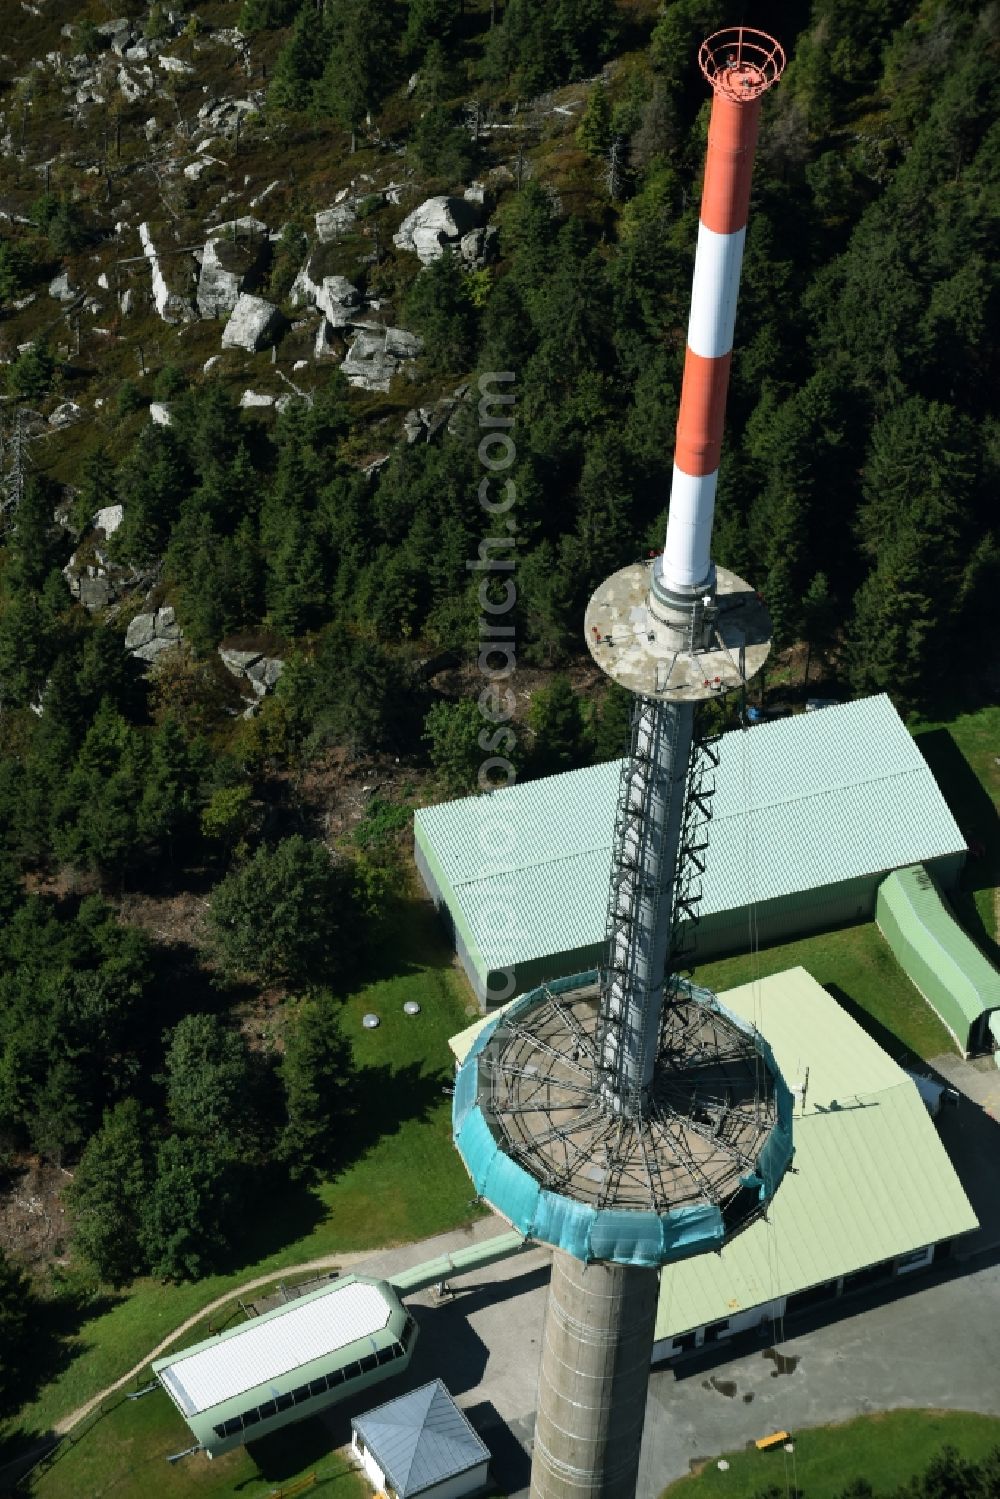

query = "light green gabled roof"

[415,695,966,978]
[654,969,978,1339]
[878,865,1000,1032]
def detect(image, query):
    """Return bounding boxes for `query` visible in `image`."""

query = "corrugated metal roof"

[158,1279,392,1416]
[653,968,978,1339]
[879,865,1000,1029]
[353,1380,489,1498]
[414,695,966,978]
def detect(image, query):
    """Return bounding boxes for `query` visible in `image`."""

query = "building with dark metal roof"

[352,1380,490,1499]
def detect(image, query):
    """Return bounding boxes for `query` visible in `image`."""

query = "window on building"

[672,1332,697,1354]
[895,1245,933,1274]
[704,1320,730,1343]
[843,1259,893,1292]
[342,1361,362,1382]
[786,1279,838,1314]
[309,1377,329,1397]
[242,1408,261,1429]
[275,1394,294,1412]
[291,1385,311,1404]
[358,1353,379,1374]
[258,1401,277,1419]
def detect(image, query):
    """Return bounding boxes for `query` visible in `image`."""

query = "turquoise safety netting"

[452,973,794,1268]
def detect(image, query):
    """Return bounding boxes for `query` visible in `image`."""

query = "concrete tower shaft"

[531,1256,660,1499]
[661,27,785,599]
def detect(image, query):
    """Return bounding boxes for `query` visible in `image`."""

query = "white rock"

[97,272,109,290]
[149,401,172,426]
[290,262,361,328]
[159,54,195,76]
[249,179,280,208]
[48,270,78,302]
[48,401,84,429]
[239,389,275,407]
[139,221,195,324]
[125,612,156,650]
[392,195,484,263]
[203,354,222,373]
[222,293,286,352]
[315,202,356,244]
[341,326,423,392]
[93,504,123,536]
[293,359,308,371]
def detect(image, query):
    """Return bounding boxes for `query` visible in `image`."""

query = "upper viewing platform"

[699,26,786,101]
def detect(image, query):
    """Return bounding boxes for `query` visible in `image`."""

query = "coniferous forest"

[0,0,996,1387]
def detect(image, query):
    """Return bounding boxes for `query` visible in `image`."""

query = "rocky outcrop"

[48,401,84,429]
[48,270,79,302]
[393,196,484,263]
[221,294,287,352]
[139,222,195,324]
[219,646,284,710]
[459,224,499,266]
[341,326,423,392]
[402,383,471,445]
[197,234,267,318]
[149,402,172,426]
[315,202,357,244]
[290,257,360,328]
[125,605,182,662]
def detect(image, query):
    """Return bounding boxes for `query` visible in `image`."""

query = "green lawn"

[660,1408,1000,1498]
[694,920,956,1064]
[7,888,482,1456]
[29,1390,369,1499]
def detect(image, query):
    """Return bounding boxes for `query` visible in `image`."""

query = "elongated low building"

[154,1274,416,1457]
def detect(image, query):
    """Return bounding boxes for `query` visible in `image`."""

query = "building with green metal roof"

[877,864,1000,1056]
[651,967,978,1354]
[415,695,966,1007]
[153,1274,417,1458]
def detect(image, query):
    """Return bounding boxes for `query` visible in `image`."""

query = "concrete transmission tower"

[453,29,792,1499]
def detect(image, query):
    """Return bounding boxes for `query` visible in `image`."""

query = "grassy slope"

[661,1409,1000,1499]
[8,890,482,1447]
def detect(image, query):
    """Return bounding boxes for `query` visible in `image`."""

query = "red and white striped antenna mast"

[663,27,786,598]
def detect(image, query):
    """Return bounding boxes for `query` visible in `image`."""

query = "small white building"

[352,1380,490,1499]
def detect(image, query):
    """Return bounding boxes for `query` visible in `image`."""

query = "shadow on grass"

[825,982,918,1066]
[0,1282,119,1426]
[244,1414,351,1488]
[338,1058,450,1161]
[914,727,1000,965]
